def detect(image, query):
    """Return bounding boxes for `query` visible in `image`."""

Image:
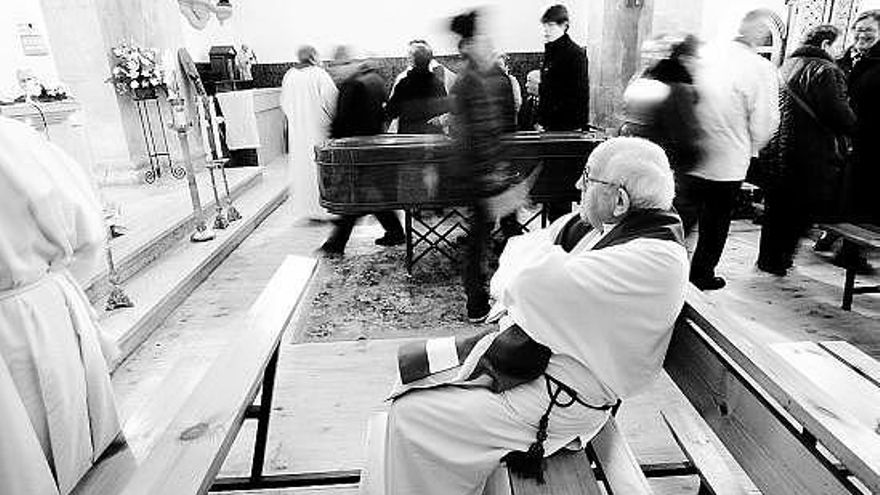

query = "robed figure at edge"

[0,116,120,494]
[358,137,688,495]
[281,45,338,222]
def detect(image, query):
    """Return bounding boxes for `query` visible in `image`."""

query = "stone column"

[39,0,135,184]
[586,0,655,131]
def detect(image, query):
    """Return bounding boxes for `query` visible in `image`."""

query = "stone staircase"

[86,159,289,369]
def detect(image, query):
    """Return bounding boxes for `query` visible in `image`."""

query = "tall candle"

[208,96,223,160]
[196,97,213,161]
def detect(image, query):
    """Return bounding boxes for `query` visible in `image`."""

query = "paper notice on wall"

[17,23,49,56]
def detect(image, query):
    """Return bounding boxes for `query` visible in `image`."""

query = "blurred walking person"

[756,25,855,276]
[620,34,703,173]
[319,60,406,255]
[447,10,505,323]
[281,46,337,222]
[675,10,779,290]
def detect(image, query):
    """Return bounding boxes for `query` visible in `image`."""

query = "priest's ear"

[612,187,631,218]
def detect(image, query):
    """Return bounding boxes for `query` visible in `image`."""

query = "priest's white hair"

[586,136,675,210]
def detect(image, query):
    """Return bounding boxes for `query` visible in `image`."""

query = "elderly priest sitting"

[359,137,689,495]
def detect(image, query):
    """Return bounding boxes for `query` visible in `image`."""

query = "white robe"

[361,213,689,495]
[280,65,338,221]
[0,116,120,494]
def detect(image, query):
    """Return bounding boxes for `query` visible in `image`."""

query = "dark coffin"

[316,131,605,215]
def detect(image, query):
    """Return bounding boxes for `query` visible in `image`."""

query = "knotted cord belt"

[502,374,620,484]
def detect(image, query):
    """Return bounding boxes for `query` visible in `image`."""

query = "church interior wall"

[181,0,588,63]
[0,0,60,98]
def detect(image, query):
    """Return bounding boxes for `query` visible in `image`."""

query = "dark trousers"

[463,202,492,315]
[757,183,812,271]
[674,174,741,281]
[324,211,404,250]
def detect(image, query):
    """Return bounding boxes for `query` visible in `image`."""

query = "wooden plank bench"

[508,391,752,495]
[667,285,880,494]
[71,255,361,494]
[817,223,880,310]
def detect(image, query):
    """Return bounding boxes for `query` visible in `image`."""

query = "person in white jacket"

[675,9,780,291]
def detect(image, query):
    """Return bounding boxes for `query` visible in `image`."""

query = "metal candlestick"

[207,159,230,230]
[105,225,134,311]
[170,97,214,242]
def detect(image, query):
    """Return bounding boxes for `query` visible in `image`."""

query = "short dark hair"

[411,44,432,71]
[854,9,880,27]
[802,24,839,47]
[541,4,569,25]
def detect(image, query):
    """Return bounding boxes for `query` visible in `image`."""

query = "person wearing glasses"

[358,137,688,495]
[822,10,880,273]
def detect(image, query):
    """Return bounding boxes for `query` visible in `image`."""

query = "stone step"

[85,166,263,306]
[100,165,288,369]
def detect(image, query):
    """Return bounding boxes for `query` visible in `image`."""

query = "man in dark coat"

[319,61,406,255]
[839,10,880,226]
[756,25,856,276]
[539,4,590,221]
[385,43,447,134]
[539,4,589,132]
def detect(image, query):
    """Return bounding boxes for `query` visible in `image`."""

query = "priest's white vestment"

[0,116,120,494]
[360,212,689,495]
[280,65,338,221]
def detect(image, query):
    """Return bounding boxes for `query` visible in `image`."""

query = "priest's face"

[576,165,622,229]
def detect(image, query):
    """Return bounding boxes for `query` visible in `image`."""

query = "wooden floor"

[109,198,880,495]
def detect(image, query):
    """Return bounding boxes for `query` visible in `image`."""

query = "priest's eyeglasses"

[580,169,624,192]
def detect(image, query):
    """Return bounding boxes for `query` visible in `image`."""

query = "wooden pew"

[667,285,880,494]
[71,255,360,494]
[817,223,880,310]
[509,415,653,495]
[508,395,751,495]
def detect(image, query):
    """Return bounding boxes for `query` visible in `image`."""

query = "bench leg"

[251,347,280,480]
[842,267,855,311]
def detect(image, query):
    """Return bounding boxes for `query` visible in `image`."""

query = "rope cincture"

[502,374,619,484]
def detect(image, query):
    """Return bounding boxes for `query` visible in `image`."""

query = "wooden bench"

[667,285,880,494]
[508,391,751,495]
[71,255,361,494]
[818,223,880,310]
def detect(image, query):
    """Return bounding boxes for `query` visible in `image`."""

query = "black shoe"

[375,233,406,246]
[316,241,345,257]
[691,276,726,291]
[757,261,788,277]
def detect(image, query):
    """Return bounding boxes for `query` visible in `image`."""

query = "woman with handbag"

[756,24,856,276]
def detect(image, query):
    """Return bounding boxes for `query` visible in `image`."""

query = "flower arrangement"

[108,42,165,98]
